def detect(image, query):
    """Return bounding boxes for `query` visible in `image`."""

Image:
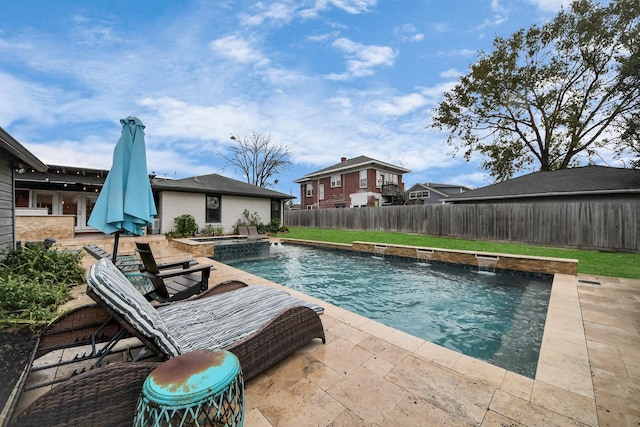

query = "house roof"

[447,166,640,202]
[0,127,47,172]
[152,173,293,199]
[407,182,472,198]
[294,155,410,183]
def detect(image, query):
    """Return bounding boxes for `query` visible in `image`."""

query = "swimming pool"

[227,244,552,378]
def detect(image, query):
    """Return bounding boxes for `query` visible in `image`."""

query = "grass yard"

[276,227,640,280]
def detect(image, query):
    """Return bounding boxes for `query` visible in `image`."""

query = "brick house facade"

[294,156,410,209]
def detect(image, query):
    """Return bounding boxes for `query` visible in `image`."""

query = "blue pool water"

[226,244,552,378]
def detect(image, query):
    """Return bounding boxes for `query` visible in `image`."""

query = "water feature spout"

[373,244,387,259]
[475,254,499,274]
[416,248,434,263]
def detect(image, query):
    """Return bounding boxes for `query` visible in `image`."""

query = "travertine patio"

[6,236,640,426]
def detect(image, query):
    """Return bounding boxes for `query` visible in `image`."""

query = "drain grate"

[578,279,601,285]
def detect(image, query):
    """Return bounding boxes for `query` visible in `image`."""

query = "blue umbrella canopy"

[89,117,157,257]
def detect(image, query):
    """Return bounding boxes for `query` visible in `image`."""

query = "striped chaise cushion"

[157,285,323,353]
[88,259,181,357]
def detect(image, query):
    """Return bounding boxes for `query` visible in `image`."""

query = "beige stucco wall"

[158,191,275,234]
[15,215,75,242]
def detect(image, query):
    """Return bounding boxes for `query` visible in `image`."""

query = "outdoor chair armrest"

[155,258,199,271]
[152,264,213,280]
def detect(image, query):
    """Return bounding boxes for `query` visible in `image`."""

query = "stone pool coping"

[279,238,579,276]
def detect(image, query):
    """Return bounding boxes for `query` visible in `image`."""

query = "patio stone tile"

[480,410,526,426]
[357,336,410,365]
[386,354,494,425]
[255,378,346,427]
[328,320,370,345]
[264,352,327,388]
[326,365,407,424]
[590,367,640,425]
[535,361,594,398]
[382,328,424,352]
[355,318,397,340]
[586,339,627,376]
[538,335,590,373]
[311,336,374,376]
[361,353,396,377]
[327,409,370,426]
[531,380,597,426]
[452,354,506,389]
[244,408,272,427]
[489,389,586,427]
[382,395,471,426]
[500,370,534,401]
[413,341,462,369]
[584,320,640,348]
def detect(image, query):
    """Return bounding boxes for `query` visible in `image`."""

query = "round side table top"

[143,350,241,406]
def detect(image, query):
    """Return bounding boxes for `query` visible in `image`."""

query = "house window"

[15,190,29,207]
[330,175,341,188]
[205,194,221,223]
[376,171,383,188]
[319,184,325,200]
[306,183,313,197]
[359,170,367,188]
[409,190,430,199]
[270,199,281,222]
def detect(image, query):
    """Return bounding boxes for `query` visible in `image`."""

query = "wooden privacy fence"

[284,201,640,251]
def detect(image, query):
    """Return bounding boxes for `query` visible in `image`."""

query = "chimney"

[341,157,347,163]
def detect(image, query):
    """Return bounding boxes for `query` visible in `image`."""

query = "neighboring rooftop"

[152,174,293,199]
[447,165,640,202]
[294,155,410,182]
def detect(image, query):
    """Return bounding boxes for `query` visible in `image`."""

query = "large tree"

[223,132,292,188]
[431,0,640,181]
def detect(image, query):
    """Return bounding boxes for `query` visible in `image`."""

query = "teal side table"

[133,350,245,426]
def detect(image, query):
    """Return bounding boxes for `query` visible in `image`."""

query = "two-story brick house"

[294,156,410,209]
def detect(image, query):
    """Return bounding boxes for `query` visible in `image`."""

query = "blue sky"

[0,0,604,197]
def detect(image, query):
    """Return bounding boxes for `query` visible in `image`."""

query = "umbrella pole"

[112,231,120,262]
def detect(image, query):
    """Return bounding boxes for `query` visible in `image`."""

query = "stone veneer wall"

[15,216,75,242]
[171,238,214,257]
[280,238,578,275]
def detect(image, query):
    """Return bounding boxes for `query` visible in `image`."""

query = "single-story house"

[13,164,293,240]
[405,182,473,205]
[0,127,48,251]
[151,174,292,234]
[446,166,640,204]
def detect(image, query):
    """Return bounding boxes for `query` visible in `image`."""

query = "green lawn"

[276,227,640,280]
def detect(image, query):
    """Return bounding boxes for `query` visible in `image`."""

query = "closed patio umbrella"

[88,116,157,261]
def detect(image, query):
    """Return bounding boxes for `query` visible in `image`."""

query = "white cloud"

[524,0,570,12]
[238,2,298,27]
[306,0,377,16]
[437,48,477,57]
[209,35,270,66]
[365,93,428,117]
[326,37,395,79]
[393,24,424,42]
[439,68,462,79]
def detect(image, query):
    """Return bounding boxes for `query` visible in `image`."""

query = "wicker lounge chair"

[10,362,159,427]
[134,241,211,303]
[86,258,325,380]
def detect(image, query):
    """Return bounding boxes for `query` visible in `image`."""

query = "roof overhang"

[0,127,47,172]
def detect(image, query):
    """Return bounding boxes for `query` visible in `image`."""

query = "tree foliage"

[431,0,640,181]
[224,132,292,188]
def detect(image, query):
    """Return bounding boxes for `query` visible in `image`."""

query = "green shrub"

[173,214,198,237]
[200,225,224,236]
[0,245,85,331]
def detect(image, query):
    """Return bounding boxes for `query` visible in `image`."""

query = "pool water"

[227,244,552,378]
